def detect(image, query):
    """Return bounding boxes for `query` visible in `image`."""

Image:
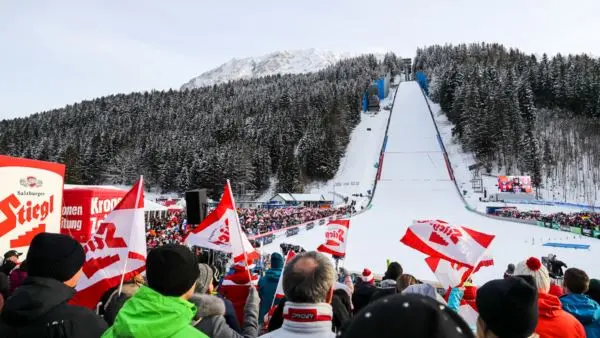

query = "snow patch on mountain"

[181,49,350,89]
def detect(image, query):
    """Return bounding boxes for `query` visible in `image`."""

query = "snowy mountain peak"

[181,49,348,89]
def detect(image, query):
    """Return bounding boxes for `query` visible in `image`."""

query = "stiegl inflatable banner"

[0,155,65,256]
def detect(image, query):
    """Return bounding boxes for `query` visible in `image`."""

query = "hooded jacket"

[535,292,585,338]
[259,253,284,323]
[0,276,107,338]
[352,280,376,314]
[561,293,600,338]
[190,288,259,338]
[102,285,207,338]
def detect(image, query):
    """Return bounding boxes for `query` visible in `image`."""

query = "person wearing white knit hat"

[514,257,552,293]
[514,257,585,337]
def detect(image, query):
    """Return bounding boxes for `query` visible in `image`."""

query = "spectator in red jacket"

[515,257,585,338]
[218,263,258,328]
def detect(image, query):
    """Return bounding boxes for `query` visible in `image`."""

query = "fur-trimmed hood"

[189,293,226,318]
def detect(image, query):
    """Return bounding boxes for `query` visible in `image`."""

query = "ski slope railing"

[247,214,345,241]
[367,85,400,207]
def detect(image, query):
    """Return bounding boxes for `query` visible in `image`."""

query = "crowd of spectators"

[495,209,600,231]
[240,206,354,236]
[2,231,600,337]
[145,206,353,249]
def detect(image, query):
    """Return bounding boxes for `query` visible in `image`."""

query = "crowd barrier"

[247,214,344,242]
[502,199,600,210]
[533,220,600,239]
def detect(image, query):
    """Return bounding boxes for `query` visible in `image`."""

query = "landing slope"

[264,82,598,284]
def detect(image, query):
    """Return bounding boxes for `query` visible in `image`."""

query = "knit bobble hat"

[514,257,551,293]
[361,268,374,284]
[27,232,86,282]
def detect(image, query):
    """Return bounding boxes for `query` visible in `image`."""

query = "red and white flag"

[317,219,350,258]
[71,177,147,309]
[400,219,494,268]
[273,251,296,300]
[185,181,258,264]
[262,250,296,331]
[424,254,494,289]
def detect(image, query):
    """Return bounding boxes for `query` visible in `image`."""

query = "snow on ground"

[306,81,398,210]
[430,100,596,214]
[263,81,599,284]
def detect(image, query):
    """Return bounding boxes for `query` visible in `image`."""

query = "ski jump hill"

[262,81,599,284]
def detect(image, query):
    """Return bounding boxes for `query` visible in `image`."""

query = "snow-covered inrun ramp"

[264,81,598,284]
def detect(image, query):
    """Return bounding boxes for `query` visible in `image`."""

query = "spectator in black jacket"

[370,262,403,303]
[0,233,107,337]
[332,283,353,332]
[352,268,376,314]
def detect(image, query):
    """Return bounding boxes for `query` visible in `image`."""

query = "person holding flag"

[258,252,284,324]
[0,233,108,338]
[185,181,260,329]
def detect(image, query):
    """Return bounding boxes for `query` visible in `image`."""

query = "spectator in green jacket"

[103,244,207,338]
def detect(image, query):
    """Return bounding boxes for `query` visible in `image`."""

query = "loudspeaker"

[186,189,208,225]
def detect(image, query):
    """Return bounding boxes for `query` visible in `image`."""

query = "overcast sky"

[2,0,600,119]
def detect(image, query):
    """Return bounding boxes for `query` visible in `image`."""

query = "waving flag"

[401,219,494,268]
[185,181,258,264]
[425,254,494,288]
[71,177,147,309]
[317,219,350,258]
[273,251,296,300]
[263,250,296,330]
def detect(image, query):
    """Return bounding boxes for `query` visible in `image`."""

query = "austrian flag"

[185,181,259,264]
[317,220,350,257]
[400,219,495,268]
[71,177,147,309]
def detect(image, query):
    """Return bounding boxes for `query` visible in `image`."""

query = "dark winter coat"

[370,279,398,303]
[0,276,108,338]
[332,289,352,332]
[352,281,376,314]
[190,287,259,338]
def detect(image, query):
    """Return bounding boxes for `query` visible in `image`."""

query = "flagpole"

[118,176,144,296]
[227,179,254,284]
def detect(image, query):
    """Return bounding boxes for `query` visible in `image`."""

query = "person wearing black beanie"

[341,293,474,338]
[0,232,108,338]
[476,277,538,338]
[104,244,208,338]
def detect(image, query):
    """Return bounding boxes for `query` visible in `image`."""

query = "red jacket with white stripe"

[218,265,258,328]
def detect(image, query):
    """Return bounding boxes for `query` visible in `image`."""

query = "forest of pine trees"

[0,54,402,199]
[415,43,600,203]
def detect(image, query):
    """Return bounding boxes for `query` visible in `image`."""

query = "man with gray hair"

[261,251,336,338]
